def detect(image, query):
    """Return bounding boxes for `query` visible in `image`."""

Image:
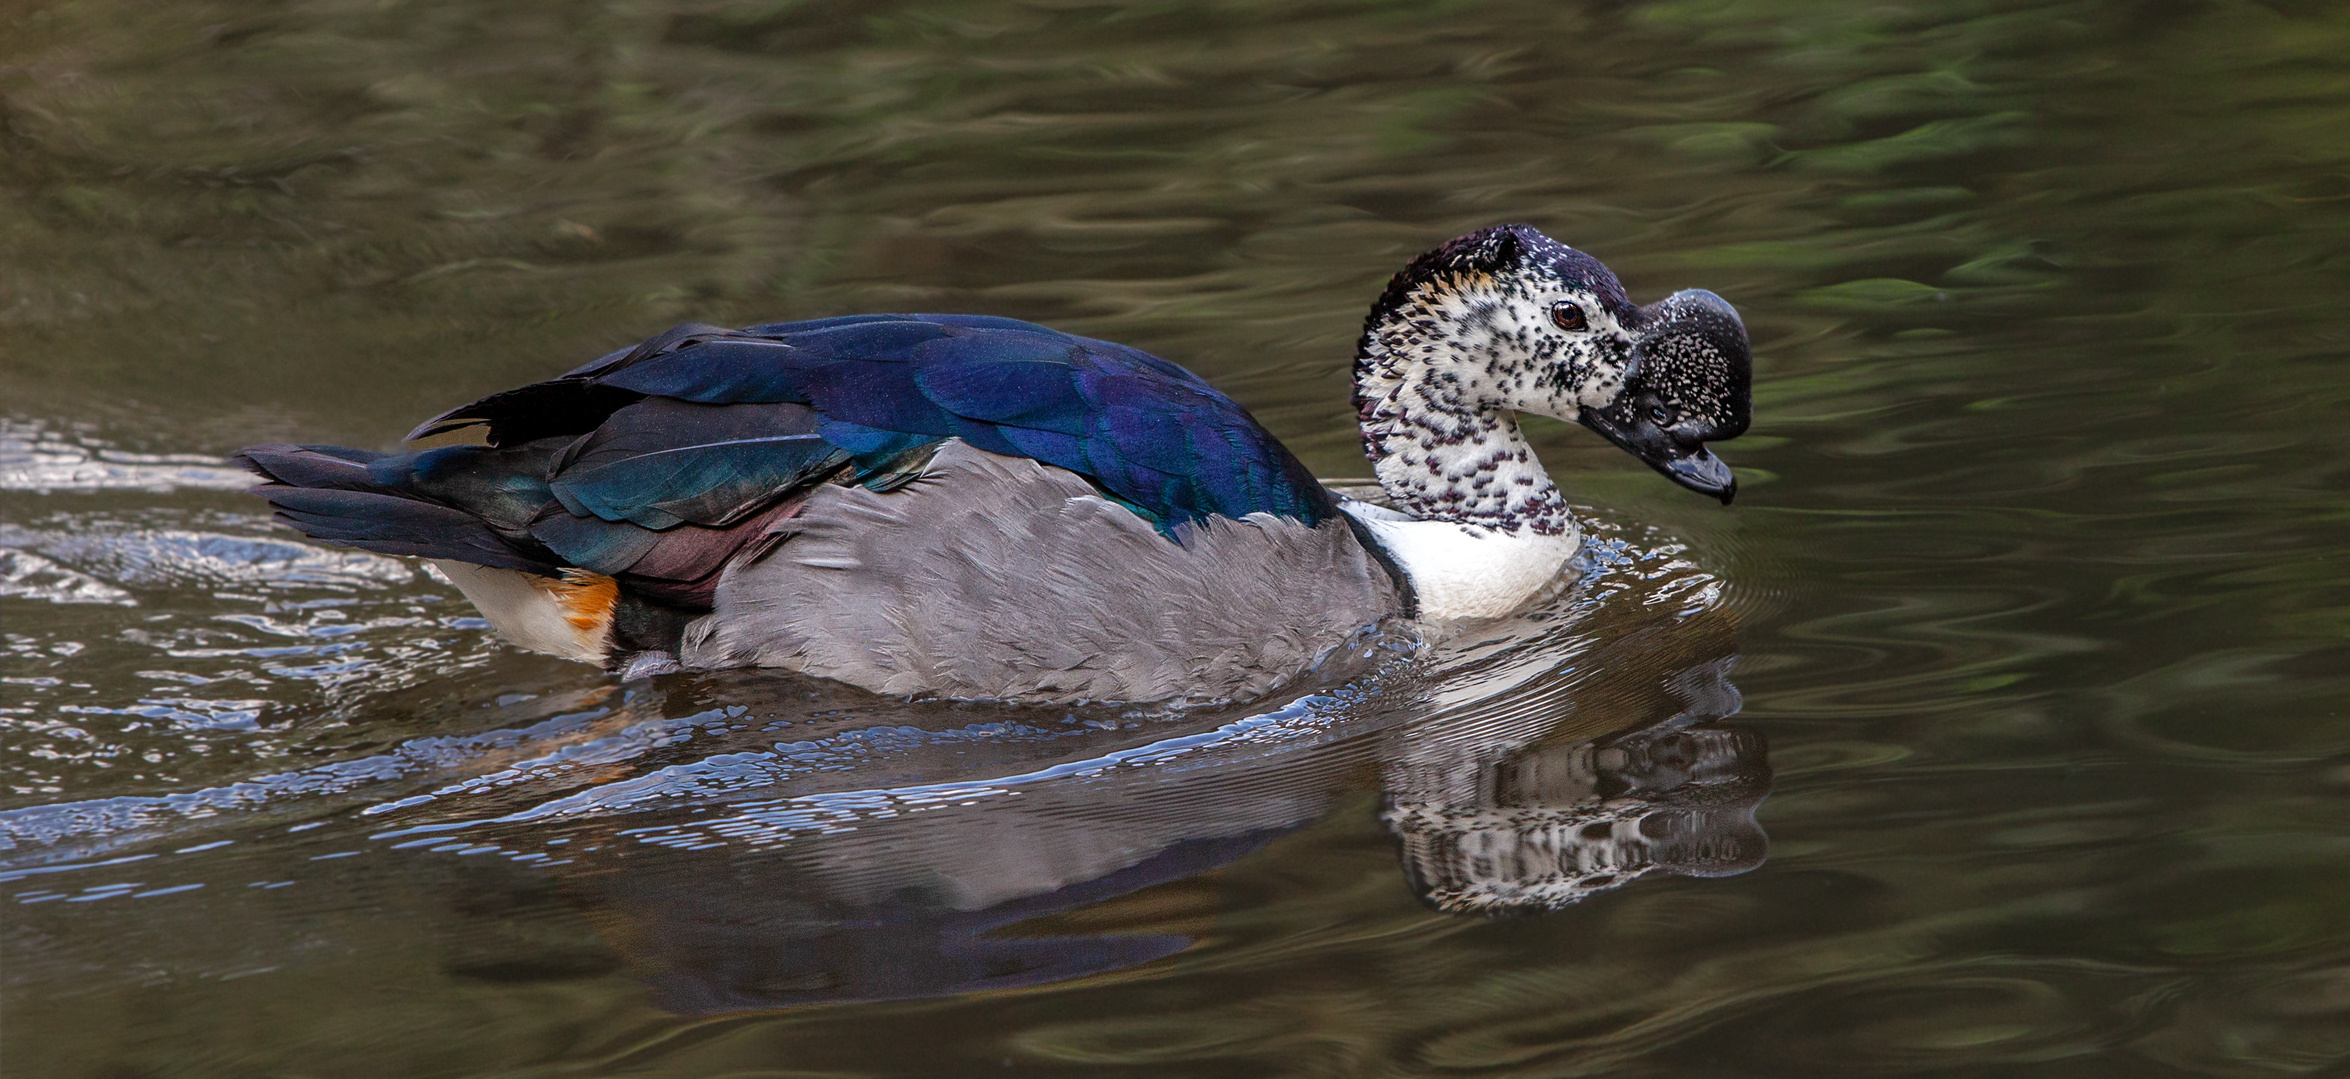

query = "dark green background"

[4,0,2348,1075]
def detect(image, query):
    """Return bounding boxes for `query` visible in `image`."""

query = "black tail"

[235,444,561,574]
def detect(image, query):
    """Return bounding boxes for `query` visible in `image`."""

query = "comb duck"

[237,224,1752,705]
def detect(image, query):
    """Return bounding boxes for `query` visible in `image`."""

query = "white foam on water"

[2,525,413,593]
[0,548,136,606]
[0,418,254,494]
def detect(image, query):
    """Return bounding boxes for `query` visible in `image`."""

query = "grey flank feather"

[680,442,1405,706]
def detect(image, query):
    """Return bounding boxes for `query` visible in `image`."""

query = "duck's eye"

[1649,405,1673,425]
[1550,301,1586,331]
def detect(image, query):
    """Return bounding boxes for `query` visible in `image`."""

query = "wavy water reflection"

[6,0,2350,1073]
[2,513,1759,1024]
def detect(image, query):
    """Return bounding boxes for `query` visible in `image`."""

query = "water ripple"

[0,419,254,494]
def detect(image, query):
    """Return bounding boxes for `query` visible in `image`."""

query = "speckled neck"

[1353,281,1571,536]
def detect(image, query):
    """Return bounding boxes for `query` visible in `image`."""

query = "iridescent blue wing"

[408,315,1333,533]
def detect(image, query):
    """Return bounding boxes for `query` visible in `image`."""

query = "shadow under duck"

[236,224,1753,705]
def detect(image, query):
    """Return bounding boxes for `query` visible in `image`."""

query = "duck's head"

[1356,223,1753,504]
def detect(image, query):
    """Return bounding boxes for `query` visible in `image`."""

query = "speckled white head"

[1345,224,1753,620]
[1358,227,1649,416]
[1354,226,1645,535]
[1354,224,1752,529]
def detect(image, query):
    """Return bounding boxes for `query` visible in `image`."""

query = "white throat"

[1341,500,1580,621]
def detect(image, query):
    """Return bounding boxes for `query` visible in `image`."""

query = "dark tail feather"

[232,444,392,492]
[237,445,559,574]
[262,488,558,574]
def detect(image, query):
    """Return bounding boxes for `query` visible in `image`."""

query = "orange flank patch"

[545,570,620,639]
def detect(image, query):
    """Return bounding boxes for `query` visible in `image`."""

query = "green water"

[5,0,2349,1075]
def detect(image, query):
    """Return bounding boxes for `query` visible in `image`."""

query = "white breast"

[1339,502,1580,621]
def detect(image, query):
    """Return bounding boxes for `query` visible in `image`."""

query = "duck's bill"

[1663,448,1737,504]
[1579,408,1739,505]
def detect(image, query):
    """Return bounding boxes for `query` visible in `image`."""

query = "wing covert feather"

[410,314,1334,534]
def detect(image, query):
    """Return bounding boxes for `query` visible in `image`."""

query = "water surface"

[5,0,2349,1075]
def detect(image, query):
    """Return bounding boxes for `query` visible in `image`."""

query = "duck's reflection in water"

[563,650,1768,1013]
[1385,658,1767,915]
[580,829,1279,1012]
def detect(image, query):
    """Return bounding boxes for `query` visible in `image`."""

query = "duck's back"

[411,314,1340,532]
[240,315,1405,704]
